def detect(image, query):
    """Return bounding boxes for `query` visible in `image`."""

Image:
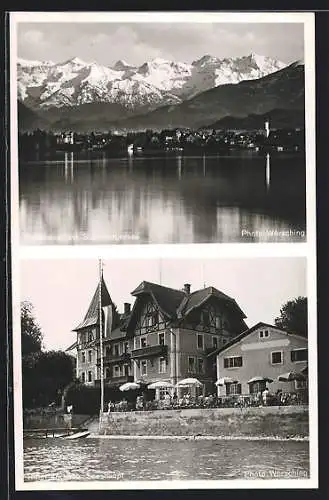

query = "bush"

[65,384,122,414]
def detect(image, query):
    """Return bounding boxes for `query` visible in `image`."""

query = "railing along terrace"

[106,391,308,412]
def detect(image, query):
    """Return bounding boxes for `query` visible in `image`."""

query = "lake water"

[23,437,309,482]
[19,152,306,245]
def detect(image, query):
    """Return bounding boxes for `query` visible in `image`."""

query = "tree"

[22,350,75,408]
[275,296,307,338]
[21,301,75,408]
[21,301,43,355]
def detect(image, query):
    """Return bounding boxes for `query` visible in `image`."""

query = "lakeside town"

[19,121,305,158]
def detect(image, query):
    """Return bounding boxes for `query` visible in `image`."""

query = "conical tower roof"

[73,276,112,331]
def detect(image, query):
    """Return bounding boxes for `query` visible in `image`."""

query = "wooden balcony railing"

[95,375,134,387]
[97,352,131,364]
[131,344,168,359]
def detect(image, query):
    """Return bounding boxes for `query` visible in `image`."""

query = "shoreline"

[87,434,309,442]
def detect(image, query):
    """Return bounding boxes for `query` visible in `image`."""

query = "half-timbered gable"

[179,288,247,338]
[134,298,167,335]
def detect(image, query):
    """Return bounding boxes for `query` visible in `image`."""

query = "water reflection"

[23,437,309,482]
[19,153,306,245]
[64,152,74,184]
[266,153,271,191]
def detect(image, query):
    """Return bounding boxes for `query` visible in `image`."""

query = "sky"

[20,257,307,351]
[17,22,304,66]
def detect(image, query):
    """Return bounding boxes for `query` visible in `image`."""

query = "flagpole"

[99,259,104,420]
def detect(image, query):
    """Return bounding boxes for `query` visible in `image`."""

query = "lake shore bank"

[88,434,309,442]
[98,405,309,440]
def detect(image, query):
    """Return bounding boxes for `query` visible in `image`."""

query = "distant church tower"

[264,119,270,139]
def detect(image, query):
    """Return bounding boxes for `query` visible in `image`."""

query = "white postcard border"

[10,11,317,491]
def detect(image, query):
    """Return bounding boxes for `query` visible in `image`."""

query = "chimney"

[124,302,131,314]
[183,283,191,295]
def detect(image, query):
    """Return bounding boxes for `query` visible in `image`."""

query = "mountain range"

[17,54,304,132]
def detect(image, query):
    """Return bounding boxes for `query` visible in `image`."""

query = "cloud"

[90,33,110,46]
[21,29,45,45]
[16,22,304,66]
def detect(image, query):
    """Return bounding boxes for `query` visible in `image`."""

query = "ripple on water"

[23,438,310,482]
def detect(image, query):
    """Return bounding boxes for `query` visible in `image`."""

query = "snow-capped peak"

[113,59,134,71]
[17,57,54,67]
[248,52,269,66]
[291,59,304,67]
[149,57,170,66]
[246,52,286,71]
[59,56,88,67]
[17,52,288,110]
[192,54,220,67]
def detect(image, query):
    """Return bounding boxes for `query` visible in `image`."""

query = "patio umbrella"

[277,371,306,382]
[215,377,238,386]
[148,381,175,389]
[247,376,273,384]
[177,378,203,387]
[119,382,140,392]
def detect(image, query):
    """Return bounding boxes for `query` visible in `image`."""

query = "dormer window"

[259,329,270,339]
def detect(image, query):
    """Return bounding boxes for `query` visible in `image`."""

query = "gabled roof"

[131,281,185,318]
[128,281,246,330]
[73,276,112,331]
[177,286,246,318]
[207,321,307,358]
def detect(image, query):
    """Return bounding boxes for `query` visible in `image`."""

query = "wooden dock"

[23,427,88,438]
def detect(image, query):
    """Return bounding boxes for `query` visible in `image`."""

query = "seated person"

[163,392,171,408]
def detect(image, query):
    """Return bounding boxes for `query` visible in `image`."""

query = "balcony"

[131,344,168,359]
[95,375,134,387]
[97,352,131,364]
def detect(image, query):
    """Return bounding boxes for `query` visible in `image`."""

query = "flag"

[102,304,113,338]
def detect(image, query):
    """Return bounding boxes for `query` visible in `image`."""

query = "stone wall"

[23,413,91,429]
[99,405,309,438]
